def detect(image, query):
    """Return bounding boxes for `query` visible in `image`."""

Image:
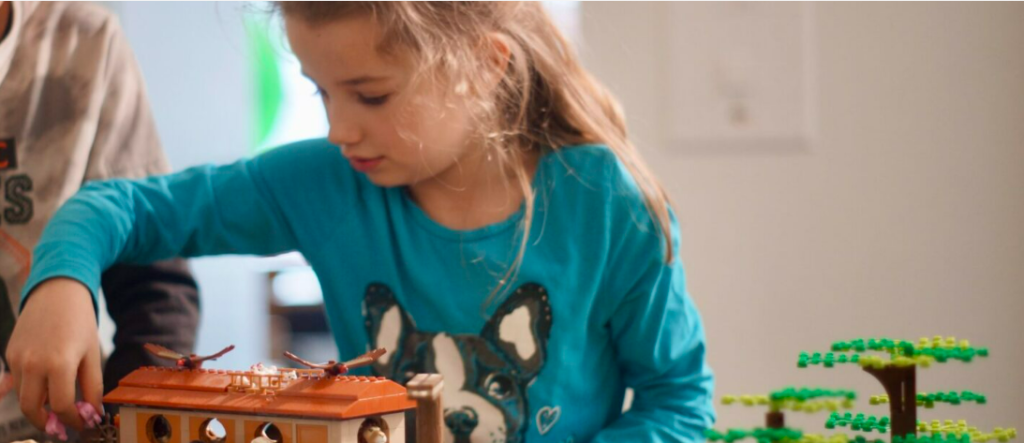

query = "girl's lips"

[348,156,384,172]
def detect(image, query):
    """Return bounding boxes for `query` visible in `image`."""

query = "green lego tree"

[708,337,1016,443]
[796,336,1013,441]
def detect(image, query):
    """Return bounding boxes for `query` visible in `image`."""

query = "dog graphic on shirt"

[363,282,553,443]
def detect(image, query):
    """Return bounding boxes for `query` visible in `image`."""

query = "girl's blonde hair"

[276,2,675,302]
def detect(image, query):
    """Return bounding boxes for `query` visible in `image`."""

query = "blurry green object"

[246,16,284,155]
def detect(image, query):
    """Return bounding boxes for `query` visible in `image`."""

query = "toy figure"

[283,348,386,377]
[143,344,236,370]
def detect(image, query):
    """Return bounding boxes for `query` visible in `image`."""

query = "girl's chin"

[362,170,409,188]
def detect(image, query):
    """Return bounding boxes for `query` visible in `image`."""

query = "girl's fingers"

[18,371,49,431]
[0,369,14,398]
[48,364,84,431]
[78,345,105,423]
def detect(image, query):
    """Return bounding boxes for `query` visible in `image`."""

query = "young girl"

[6,2,714,442]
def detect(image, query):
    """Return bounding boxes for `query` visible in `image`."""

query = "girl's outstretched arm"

[25,158,301,304]
[6,154,301,434]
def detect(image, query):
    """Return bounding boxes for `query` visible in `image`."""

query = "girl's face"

[285,14,479,188]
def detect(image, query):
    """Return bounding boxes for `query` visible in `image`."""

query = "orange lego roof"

[104,367,416,420]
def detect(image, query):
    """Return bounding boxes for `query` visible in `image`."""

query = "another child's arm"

[592,210,715,442]
[5,157,301,432]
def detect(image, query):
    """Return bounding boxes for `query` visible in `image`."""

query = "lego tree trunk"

[766,411,785,429]
[863,365,916,439]
[407,373,445,443]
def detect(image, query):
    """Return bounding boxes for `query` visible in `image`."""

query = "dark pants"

[100,259,200,398]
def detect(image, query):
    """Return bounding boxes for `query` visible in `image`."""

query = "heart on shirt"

[536,406,561,435]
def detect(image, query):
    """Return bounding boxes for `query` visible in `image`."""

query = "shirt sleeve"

[591,169,716,442]
[593,264,716,442]
[21,156,301,310]
[83,11,169,181]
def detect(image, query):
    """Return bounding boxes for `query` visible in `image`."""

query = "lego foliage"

[705,427,804,443]
[915,420,1018,443]
[705,428,886,443]
[870,392,987,408]
[721,388,856,413]
[772,388,857,402]
[800,435,885,443]
[798,337,988,369]
[825,412,889,434]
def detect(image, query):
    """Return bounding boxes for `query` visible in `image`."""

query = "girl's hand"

[5,278,104,433]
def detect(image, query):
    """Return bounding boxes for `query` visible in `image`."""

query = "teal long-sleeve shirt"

[24,139,714,442]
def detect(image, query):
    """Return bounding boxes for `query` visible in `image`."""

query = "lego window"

[145,414,173,443]
[358,417,390,443]
[256,422,285,443]
[199,418,228,443]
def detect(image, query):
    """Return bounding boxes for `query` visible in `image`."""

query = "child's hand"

[4,278,104,434]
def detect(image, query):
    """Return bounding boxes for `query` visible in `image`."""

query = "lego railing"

[227,368,321,394]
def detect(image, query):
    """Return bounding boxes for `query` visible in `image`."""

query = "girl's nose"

[328,120,362,147]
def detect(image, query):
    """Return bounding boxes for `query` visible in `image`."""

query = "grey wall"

[580,1,1024,430]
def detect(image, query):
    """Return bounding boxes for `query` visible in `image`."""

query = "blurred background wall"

[103,1,272,370]
[579,1,1024,430]
[101,0,1024,431]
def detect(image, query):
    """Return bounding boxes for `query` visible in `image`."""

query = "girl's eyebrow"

[299,72,390,86]
[336,75,390,86]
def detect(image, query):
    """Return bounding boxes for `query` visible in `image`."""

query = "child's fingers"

[6,368,20,404]
[78,345,105,420]
[0,370,14,398]
[17,371,49,431]
[48,365,85,431]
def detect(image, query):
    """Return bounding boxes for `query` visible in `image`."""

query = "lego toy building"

[102,364,420,443]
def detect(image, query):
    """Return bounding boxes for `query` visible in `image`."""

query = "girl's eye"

[314,86,330,101]
[358,94,390,106]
